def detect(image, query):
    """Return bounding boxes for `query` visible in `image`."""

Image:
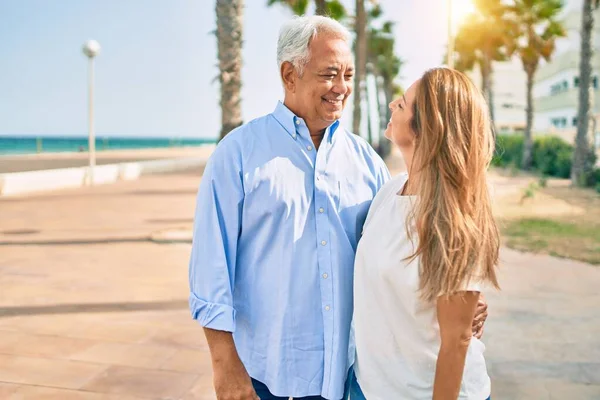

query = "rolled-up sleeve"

[188,139,244,332]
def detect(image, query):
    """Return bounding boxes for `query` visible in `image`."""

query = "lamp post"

[82,40,101,185]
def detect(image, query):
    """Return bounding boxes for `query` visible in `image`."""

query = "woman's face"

[385,80,419,149]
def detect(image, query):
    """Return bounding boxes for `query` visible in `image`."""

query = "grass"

[497,183,600,265]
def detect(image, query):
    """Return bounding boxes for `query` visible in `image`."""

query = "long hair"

[406,68,500,302]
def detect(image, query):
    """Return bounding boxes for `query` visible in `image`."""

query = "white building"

[467,57,527,134]
[533,0,600,148]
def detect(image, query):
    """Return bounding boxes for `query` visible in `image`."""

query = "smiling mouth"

[323,98,343,106]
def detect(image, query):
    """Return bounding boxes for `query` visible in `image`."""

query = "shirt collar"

[272,101,341,143]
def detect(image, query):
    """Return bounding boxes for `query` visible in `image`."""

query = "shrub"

[493,134,578,179]
[532,136,573,178]
[493,134,524,168]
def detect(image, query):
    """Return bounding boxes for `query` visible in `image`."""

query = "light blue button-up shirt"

[189,102,390,400]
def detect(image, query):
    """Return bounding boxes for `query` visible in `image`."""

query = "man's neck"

[283,100,329,148]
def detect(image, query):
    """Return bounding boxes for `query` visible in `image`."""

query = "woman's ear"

[281,62,297,93]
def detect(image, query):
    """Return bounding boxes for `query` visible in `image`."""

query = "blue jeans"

[252,368,354,400]
[348,370,491,400]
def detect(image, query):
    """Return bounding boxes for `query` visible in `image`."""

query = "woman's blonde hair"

[406,68,500,301]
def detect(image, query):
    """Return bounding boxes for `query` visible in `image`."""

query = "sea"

[0,135,217,156]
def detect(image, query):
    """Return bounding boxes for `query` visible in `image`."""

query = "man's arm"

[204,329,258,400]
[189,140,257,400]
[472,293,488,339]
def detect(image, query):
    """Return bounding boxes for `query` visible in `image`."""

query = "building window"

[574,77,580,87]
[573,117,578,127]
[563,80,568,90]
[594,76,598,89]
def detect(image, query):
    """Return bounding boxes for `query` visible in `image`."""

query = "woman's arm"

[433,291,481,400]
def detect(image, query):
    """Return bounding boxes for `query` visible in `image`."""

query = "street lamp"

[82,39,101,185]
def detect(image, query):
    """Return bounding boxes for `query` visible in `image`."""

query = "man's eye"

[345,75,354,80]
[322,74,336,79]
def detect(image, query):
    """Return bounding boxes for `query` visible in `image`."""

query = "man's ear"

[281,62,297,93]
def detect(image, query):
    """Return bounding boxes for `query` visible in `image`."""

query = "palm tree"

[572,0,600,185]
[452,0,514,129]
[368,19,403,121]
[353,0,367,135]
[216,0,244,140]
[510,0,566,169]
[267,0,347,18]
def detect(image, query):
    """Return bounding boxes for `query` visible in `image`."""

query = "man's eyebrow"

[320,66,340,72]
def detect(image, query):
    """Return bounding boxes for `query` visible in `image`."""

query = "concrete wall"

[0,156,209,197]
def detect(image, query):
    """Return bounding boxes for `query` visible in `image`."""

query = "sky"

[0,0,452,139]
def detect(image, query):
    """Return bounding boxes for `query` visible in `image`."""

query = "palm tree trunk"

[488,68,497,132]
[315,0,327,15]
[523,69,535,169]
[572,0,595,185]
[353,0,367,135]
[216,0,244,140]
[480,57,496,130]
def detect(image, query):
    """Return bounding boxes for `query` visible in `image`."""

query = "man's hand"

[213,357,259,400]
[472,293,488,339]
[203,328,259,400]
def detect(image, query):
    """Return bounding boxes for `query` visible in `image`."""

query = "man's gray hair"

[277,15,352,76]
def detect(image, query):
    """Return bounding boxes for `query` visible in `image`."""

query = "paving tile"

[0,382,21,398]
[7,386,148,399]
[69,321,157,343]
[141,326,208,350]
[159,349,213,373]
[70,342,177,369]
[0,354,107,389]
[0,315,94,337]
[82,365,198,399]
[180,375,217,400]
[0,330,98,359]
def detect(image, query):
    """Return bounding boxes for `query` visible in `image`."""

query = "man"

[189,15,487,400]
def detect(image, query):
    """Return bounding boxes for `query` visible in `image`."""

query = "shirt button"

[321,240,327,246]
[322,273,328,279]
[318,207,324,213]
[325,305,331,311]
[295,119,300,125]
[307,145,313,151]
[316,175,321,181]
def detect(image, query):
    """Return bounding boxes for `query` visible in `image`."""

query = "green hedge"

[492,135,524,168]
[493,134,599,184]
[533,136,573,179]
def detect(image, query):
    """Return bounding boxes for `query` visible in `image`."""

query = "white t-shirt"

[353,173,491,400]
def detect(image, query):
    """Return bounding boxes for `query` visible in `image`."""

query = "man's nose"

[332,76,350,95]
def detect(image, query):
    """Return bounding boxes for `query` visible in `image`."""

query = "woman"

[351,68,500,400]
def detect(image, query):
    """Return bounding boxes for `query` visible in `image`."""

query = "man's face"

[290,34,354,129]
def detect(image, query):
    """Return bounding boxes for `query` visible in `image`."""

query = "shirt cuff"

[189,293,236,332]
